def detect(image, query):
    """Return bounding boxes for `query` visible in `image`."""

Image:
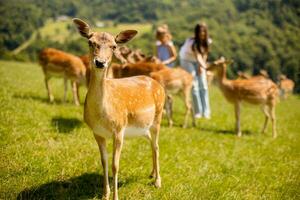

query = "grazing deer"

[237,70,269,80]
[73,18,165,200]
[208,57,279,138]
[237,71,251,80]
[118,46,146,63]
[150,67,195,128]
[278,74,294,99]
[39,48,86,105]
[112,60,166,78]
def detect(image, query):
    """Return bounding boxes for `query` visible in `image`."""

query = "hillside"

[1,0,299,91]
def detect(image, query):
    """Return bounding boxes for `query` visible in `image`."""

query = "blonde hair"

[156,24,172,41]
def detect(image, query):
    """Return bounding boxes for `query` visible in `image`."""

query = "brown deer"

[39,48,86,105]
[237,70,269,80]
[73,18,165,200]
[118,46,146,63]
[278,74,295,99]
[150,67,195,128]
[208,57,279,138]
[112,60,166,78]
[237,71,251,79]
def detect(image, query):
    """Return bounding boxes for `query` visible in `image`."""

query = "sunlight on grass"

[0,60,299,199]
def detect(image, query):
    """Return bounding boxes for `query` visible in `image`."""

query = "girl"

[179,23,212,119]
[155,24,177,67]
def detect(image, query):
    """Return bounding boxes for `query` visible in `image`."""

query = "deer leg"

[165,95,173,127]
[144,132,156,178]
[183,87,192,128]
[112,133,123,200]
[71,81,80,106]
[270,104,277,138]
[63,77,68,103]
[261,105,270,134]
[234,102,242,137]
[94,134,110,200]
[44,75,54,103]
[150,125,161,188]
[76,83,80,103]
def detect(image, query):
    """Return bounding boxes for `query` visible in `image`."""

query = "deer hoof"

[154,178,161,188]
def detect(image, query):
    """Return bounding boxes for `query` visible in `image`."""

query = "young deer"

[73,18,165,200]
[150,67,195,128]
[278,74,295,99]
[39,48,86,105]
[208,57,279,138]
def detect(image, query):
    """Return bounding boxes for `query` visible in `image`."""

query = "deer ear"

[73,18,93,39]
[115,30,138,44]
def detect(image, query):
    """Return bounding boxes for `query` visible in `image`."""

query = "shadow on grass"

[17,173,104,200]
[13,93,64,104]
[200,127,253,135]
[51,117,83,133]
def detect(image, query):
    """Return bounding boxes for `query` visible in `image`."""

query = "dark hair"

[192,23,209,54]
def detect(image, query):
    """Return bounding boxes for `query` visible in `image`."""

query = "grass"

[0,60,299,200]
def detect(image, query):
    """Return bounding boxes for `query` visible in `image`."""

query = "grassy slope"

[0,60,299,199]
[12,19,152,54]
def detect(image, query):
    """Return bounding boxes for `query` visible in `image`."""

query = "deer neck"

[216,64,227,84]
[216,64,230,90]
[86,66,108,107]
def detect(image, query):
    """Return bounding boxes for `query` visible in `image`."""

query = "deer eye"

[111,45,117,50]
[88,41,93,47]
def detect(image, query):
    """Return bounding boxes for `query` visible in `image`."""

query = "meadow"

[0,60,299,199]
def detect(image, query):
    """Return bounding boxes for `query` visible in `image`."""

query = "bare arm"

[194,50,207,69]
[162,44,177,65]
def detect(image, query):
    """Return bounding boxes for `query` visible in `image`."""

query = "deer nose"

[94,59,106,68]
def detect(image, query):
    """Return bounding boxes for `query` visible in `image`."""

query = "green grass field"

[0,60,299,200]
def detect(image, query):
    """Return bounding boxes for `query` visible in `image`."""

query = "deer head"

[73,18,137,69]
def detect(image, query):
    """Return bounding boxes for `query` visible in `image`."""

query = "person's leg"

[180,60,202,116]
[198,68,211,118]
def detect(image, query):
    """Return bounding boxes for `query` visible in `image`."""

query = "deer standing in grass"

[150,67,195,128]
[208,57,279,138]
[39,48,86,105]
[278,74,295,99]
[73,18,165,200]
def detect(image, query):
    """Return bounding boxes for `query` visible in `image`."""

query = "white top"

[179,38,212,62]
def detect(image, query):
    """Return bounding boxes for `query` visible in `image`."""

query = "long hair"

[192,23,209,54]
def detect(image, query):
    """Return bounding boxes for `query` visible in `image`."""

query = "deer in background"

[237,69,269,80]
[278,74,295,99]
[150,67,195,128]
[39,48,86,105]
[73,18,165,200]
[208,57,279,138]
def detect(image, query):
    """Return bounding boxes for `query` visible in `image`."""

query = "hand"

[198,65,203,74]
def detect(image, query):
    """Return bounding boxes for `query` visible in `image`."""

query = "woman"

[155,24,177,67]
[179,22,212,119]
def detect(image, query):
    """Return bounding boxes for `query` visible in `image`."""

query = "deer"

[237,71,251,80]
[80,46,128,85]
[150,67,195,128]
[118,46,146,63]
[237,70,269,80]
[112,60,166,78]
[73,18,165,200]
[207,57,279,138]
[39,48,86,105]
[278,74,295,99]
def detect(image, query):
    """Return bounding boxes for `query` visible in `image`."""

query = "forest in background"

[1,0,299,91]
